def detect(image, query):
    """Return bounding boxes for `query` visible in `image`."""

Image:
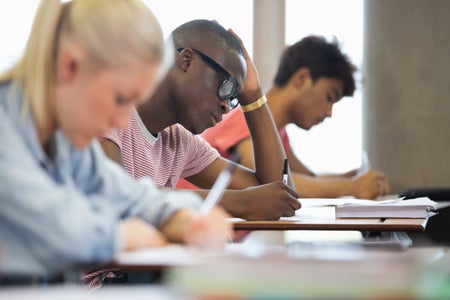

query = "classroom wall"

[364,0,450,193]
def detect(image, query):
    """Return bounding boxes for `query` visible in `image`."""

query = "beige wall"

[364,0,450,193]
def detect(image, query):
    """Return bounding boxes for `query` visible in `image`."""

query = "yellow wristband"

[240,95,267,113]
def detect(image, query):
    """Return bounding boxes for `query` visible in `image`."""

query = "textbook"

[335,197,438,218]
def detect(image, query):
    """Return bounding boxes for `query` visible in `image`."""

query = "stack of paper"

[334,197,438,218]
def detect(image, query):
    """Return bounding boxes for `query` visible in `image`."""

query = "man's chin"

[189,124,209,135]
[181,121,209,135]
[306,121,322,130]
[191,128,206,135]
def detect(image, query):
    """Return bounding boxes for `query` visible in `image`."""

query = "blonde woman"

[0,0,231,283]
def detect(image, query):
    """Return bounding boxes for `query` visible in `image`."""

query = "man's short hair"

[274,35,356,97]
[172,19,244,57]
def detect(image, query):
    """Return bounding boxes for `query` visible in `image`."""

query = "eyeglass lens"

[218,78,238,108]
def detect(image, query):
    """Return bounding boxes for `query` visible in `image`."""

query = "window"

[0,1,253,71]
[285,0,364,174]
[0,1,40,72]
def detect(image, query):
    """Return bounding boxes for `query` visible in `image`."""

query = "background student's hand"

[227,28,263,105]
[339,168,359,178]
[183,207,233,250]
[352,170,391,199]
[229,182,301,221]
[118,217,168,252]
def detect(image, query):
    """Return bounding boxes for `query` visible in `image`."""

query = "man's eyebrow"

[332,87,342,100]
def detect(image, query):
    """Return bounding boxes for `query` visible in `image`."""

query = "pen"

[361,150,371,172]
[199,161,237,215]
[282,158,288,185]
[356,150,371,177]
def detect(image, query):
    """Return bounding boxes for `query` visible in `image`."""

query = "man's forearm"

[243,103,294,189]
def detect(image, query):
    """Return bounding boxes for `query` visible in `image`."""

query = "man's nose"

[326,104,333,118]
[219,99,232,114]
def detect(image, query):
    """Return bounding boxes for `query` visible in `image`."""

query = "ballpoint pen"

[282,158,288,185]
[199,152,239,214]
[361,150,371,172]
[357,150,371,177]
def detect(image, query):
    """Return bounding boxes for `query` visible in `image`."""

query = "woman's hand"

[118,217,168,251]
[184,207,233,250]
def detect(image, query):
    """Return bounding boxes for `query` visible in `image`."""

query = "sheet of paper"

[337,197,437,208]
[114,244,201,266]
[299,197,403,207]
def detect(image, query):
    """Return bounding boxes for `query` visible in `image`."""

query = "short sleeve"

[278,127,292,155]
[103,128,124,150]
[177,125,219,179]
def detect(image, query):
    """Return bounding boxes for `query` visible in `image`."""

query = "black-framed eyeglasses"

[177,47,239,109]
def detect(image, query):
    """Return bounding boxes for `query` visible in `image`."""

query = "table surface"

[231,206,429,231]
[232,217,428,231]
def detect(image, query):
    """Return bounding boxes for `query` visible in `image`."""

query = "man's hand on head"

[227,28,263,105]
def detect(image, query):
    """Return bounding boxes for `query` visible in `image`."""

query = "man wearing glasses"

[199,35,390,200]
[100,19,300,222]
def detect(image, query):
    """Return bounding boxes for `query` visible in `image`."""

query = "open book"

[334,197,438,218]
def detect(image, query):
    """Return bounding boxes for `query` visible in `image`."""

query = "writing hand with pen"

[352,151,391,199]
[353,170,390,200]
[237,182,300,221]
[194,161,300,223]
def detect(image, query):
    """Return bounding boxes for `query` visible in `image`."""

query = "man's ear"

[291,67,313,90]
[179,48,193,72]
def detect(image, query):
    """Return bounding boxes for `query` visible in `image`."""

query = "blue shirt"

[0,83,202,277]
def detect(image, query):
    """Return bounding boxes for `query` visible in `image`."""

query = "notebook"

[335,197,438,218]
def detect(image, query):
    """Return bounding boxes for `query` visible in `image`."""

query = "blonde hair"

[0,0,164,138]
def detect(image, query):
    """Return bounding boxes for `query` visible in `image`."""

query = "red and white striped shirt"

[104,110,219,188]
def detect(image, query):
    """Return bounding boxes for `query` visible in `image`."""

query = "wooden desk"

[231,206,428,232]
[105,244,450,299]
[232,217,428,231]
[167,246,450,299]
[95,206,431,284]
[107,245,200,272]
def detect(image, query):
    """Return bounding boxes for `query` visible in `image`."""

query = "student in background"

[0,0,231,283]
[200,35,390,199]
[101,19,300,222]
